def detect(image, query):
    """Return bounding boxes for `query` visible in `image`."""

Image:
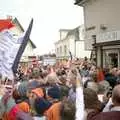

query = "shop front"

[95,31,120,68]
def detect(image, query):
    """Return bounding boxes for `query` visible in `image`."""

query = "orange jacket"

[45,102,61,120]
[18,101,30,113]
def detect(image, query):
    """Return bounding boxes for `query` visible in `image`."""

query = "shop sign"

[96,31,120,43]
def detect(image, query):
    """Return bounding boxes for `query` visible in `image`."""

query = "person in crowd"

[96,67,105,82]
[116,70,120,84]
[2,91,24,120]
[105,68,117,88]
[60,85,69,102]
[45,73,60,87]
[60,100,75,120]
[84,80,99,93]
[84,88,102,120]
[33,97,52,120]
[68,70,77,103]
[27,86,45,115]
[13,81,30,113]
[45,86,61,120]
[87,84,120,120]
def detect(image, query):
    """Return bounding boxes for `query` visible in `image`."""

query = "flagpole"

[12,18,33,74]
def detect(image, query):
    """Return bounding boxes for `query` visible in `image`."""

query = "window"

[60,46,62,54]
[64,45,67,55]
[57,48,59,54]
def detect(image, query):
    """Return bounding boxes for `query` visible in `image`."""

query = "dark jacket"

[87,111,120,120]
[105,73,117,88]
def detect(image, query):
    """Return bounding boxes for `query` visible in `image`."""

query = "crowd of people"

[0,57,120,120]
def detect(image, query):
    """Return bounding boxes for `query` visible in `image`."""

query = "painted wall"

[55,25,91,59]
[84,0,120,50]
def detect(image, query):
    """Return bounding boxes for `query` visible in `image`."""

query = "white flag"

[0,30,23,80]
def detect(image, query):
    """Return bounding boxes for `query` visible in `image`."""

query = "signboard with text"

[96,31,120,43]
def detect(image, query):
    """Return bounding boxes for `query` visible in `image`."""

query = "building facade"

[55,25,91,60]
[75,0,120,68]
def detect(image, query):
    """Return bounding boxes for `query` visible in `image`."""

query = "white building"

[55,25,91,60]
[10,17,36,62]
[75,0,120,68]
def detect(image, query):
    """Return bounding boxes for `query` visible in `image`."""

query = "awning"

[93,40,120,47]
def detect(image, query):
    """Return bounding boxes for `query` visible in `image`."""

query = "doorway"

[103,49,119,68]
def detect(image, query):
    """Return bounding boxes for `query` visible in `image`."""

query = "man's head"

[111,68,118,76]
[112,85,120,106]
[45,74,59,85]
[85,80,99,94]
[47,86,61,101]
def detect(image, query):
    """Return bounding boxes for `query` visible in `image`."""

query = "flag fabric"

[12,19,33,74]
[0,19,14,32]
[76,69,85,120]
[0,18,33,80]
[0,30,23,80]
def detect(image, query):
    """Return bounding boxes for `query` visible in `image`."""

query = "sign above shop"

[96,31,120,43]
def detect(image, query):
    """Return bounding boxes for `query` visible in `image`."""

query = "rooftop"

[55,26,81,45]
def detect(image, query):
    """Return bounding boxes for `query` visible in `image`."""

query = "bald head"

[112,85,120,105]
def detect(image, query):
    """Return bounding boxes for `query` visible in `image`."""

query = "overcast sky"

[0,0,83,55]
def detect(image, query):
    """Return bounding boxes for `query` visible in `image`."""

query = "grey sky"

[0,0,83,55]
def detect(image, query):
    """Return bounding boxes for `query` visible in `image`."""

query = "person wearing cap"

[33,97,52,120]
[13,81,30,113]
[45,86,61,120]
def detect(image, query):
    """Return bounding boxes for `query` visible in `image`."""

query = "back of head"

[45,74,59,85]
[84,88,101,110]
[34,97,52,115]
[61,100,75,120]
[17,81,28,98]
[86,81,99,93]
[112,84,120,105]
[47,86,61,100]
[98,80,110,94]
[60,86,69,100]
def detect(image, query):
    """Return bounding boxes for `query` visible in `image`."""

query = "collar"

[111,106,120,111]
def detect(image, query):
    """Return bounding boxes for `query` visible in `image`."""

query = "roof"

[12,18,36,48]
[55,26,80,45]
[74,0,88,6]
[59,29,71,32]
